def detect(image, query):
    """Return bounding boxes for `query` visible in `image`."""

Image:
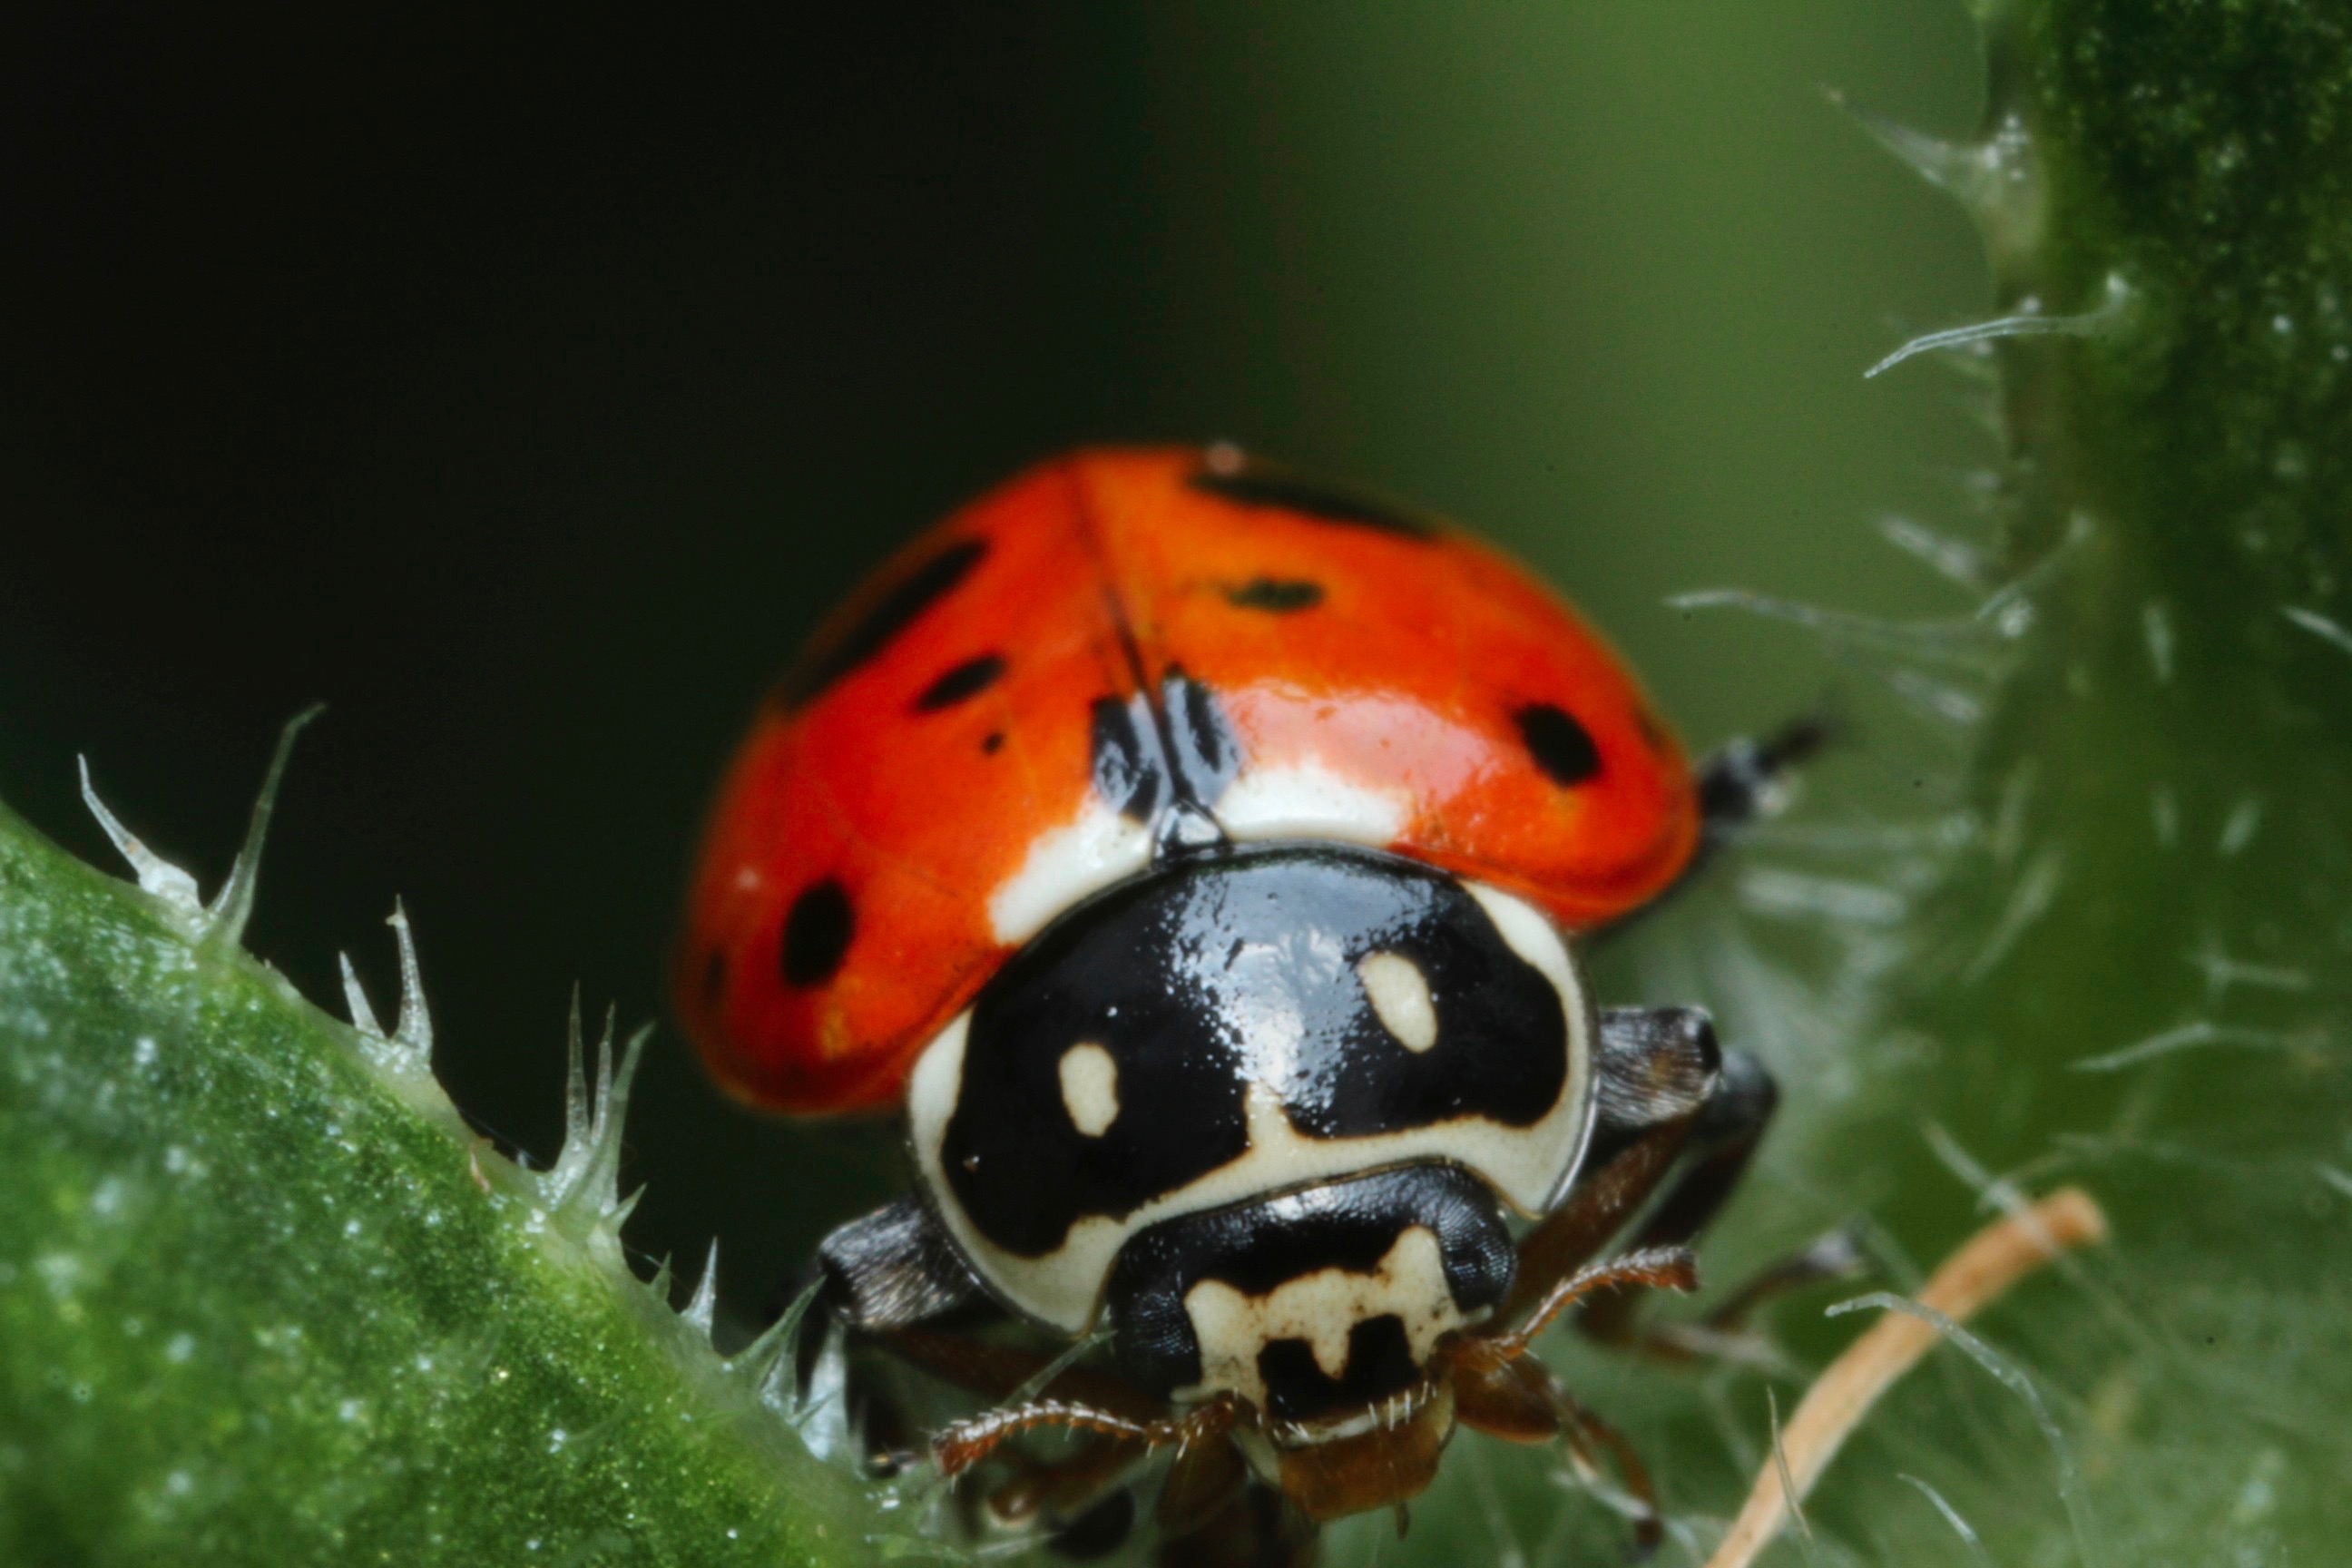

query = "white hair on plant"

[540,995,648,1233]
[339,901,436,1078]
[1733,867,1910,928]
[1880,666,1989,730]
[2217,796,2265,857]
[1666,515,2093,766]
[1667,590,2011,671]
[1702,1194,2107,1568]
[1676,589,2006,737]
[386,901,434,1066]
[1823,1292,2099,1568]
[2067,1020,2308,1076]
[1764,1387,1817,1563]
[680,1239,721,1344]
[201,705,321,948]
[2281,604,2352,660]
[792,1318,855,1462]
[338,950,386,1041]
[1877,514,1999,594]
[2183,932,2311,1004]
[1896,1472,1994,1567]
[2141,601,2176,686]
[1958,847,2064,984]
[1864,274,2134,380]
[62,709,918,1540]
[1828,89,2043,252]
[1463,1448,1528,1568]
[77,703,322,946]
[78,757,202,917]
[734,1280,820,1410]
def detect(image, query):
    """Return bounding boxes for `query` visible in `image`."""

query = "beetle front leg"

[1509,1006,1854,1351]
[1574,1044,1779,1347]
[1500,1006,1718,1322]
[1573,1018,1865,1353]
[816,1193,985,1330]
[1155,1477,1318,1568]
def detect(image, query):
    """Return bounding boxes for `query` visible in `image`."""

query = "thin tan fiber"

[1702,1187,2109,1568]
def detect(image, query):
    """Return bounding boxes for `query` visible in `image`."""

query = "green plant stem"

[1827,0,2352,1554]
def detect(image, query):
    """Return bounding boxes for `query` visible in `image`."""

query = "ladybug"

[678,446,1839,1563]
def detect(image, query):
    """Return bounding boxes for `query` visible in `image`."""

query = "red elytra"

[676,446,1699,1115]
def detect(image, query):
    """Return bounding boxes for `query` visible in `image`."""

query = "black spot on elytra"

[1516,702,1602,787]
[1189,456,1438,539]
[981,730,1005,755]
[911,652,1006,712]
[1223,576,1325,612]
[701,949,727,1004]
[775,538,988,709]
[779,879,854,987]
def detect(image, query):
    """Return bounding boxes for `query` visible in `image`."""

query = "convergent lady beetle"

[678,446,1838,1563]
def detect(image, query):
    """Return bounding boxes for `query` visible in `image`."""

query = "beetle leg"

[1688,1224,1869,1338]
[1576,1049,1781,1347]
[985,1434,1148,1529]
[1156,1427,1251,1537]
[1155,1477,1318,1568]
[1503,1008,1718,1319]
[1587,1005,1720,1165]
[1553,1385,1667,1558]
[935,1393,1240,1479]
[775,1198,994,1474]
[1510,1021,1818,1353]
[1451,1353,1664,1557]
[816,1194,983,1330]
[1463,1247,1700,1365]
[877,1327,1217,1557]
[881,1327,1163,1423]
[1452,1348,1561,1444]
[1600,1048,1776,1261]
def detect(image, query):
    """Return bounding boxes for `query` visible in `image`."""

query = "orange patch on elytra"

[676,448,1700,1117]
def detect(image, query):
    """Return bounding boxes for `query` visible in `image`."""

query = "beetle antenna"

[1452,1245,1700,1369]
[936,1394,1237,1479]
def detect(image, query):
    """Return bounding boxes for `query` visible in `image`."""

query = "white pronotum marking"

[987,803,1155,945]
[1211,762,1409,848]
[909,882,1599,1334]
[1356,951,1438,1053]
[1180,1227,1465,1413]
[1058,1043,1122,1137]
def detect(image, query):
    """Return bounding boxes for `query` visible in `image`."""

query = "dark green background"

[0,5,1984,1304]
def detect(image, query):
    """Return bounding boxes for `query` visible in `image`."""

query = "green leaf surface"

[0,798,896,1566]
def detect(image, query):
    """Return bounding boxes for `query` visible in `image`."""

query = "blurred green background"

[0,5,1985,1309]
